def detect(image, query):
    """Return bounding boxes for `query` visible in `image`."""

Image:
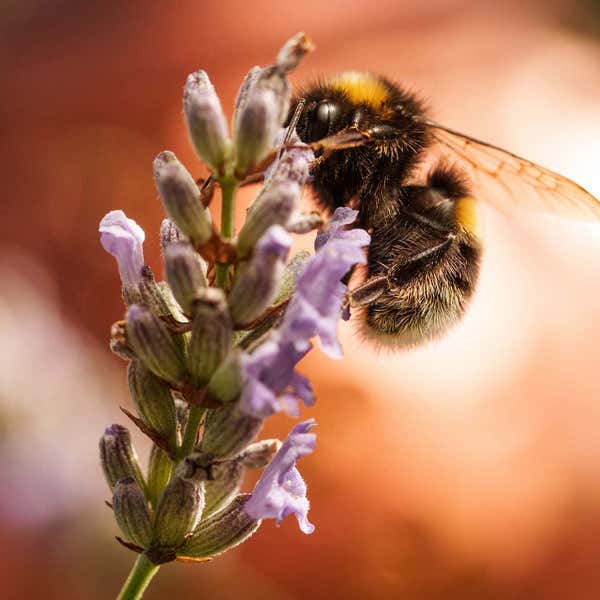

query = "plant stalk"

[117,554,159,600]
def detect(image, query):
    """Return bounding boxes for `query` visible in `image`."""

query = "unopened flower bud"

[208,349,242,403]
[236,153,308,256]
[200,403,262,460]
[183,70,231,174]
[126,304,186,385]
[127,360,178,445]
[228,226,291,325]
[233,66,261,132]
[187,288,232,386]
[112,477,153,548]
[233,66,290,176]
[146,446,173,510]
[99,210,145,304]
[163,242,208,315]
[153,472,205,548]
[179,494,260,559]
[99,424,144,491]
[153,151,212,245]
[275,32,315,73]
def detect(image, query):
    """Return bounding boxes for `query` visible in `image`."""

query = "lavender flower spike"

[99,210,145,296]
[240,207,369,420]
[244,420,316,534]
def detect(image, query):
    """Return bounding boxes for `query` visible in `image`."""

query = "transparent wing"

[425,120,600,220]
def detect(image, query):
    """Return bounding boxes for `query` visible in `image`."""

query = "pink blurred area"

[3,0,600,598]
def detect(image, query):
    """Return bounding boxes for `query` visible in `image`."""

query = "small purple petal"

[239,207,370,419]
[99,210,145,287]
[244,419,316,534]
[315,207,367,251]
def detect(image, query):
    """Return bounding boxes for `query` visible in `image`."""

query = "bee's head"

[293,98,344,143]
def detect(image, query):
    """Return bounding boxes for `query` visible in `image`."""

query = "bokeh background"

[3,1,600,598]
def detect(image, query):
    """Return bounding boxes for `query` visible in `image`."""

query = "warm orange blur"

[3,1,600,598]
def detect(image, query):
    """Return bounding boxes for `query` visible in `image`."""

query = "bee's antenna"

[278,98,306,159]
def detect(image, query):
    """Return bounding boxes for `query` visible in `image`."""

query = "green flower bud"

[207,349,242,403]
[179,494,260,559]
[153,151,213,245]
[163,242,208,315]
[152,470,205,548]
[126,304,186,385]
[200,403,262,460]
[183,70,231,174]
[127,360,177,446]
[99,424,144,491]
[232,66,290,176]
[236,155,304,256]
[228,226,291,325]
[233,66,261,134]
[187,288,232,386]
[112,477,153,549]
[146,445,173,510]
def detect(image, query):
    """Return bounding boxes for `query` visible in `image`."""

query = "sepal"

[187,288,233,386]
[99,424,145,491]
[178,494,260,559]
[127,360,178,447]
[125,304,187,385]
[153,151,213,245]
[112,477,153,549]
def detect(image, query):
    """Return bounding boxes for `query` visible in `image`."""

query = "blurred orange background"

[3,1,600,598]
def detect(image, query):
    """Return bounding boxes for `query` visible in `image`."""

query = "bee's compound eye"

[307,100,339,142]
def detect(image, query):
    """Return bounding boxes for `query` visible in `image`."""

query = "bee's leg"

[346,275,388,308]
[387,235,455,282]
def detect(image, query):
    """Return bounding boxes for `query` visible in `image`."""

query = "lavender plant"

[98,33,370,599]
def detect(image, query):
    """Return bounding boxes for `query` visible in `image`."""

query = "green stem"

[178,406,205,460]
[215,178,238,288]
[117,554,159,600]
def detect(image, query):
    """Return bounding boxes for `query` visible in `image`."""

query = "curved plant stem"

[215,178,238,288]
[117,554,159,600]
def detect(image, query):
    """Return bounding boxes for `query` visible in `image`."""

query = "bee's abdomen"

[361,237,481,348]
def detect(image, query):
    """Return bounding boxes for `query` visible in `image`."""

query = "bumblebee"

[290,71,600,348]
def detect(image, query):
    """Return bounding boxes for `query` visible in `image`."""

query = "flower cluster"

[98,32,370,581]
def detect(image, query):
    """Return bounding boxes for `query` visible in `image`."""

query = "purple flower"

[239,207,370,419]
[99,210,145,287]
[244,419,316,534]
